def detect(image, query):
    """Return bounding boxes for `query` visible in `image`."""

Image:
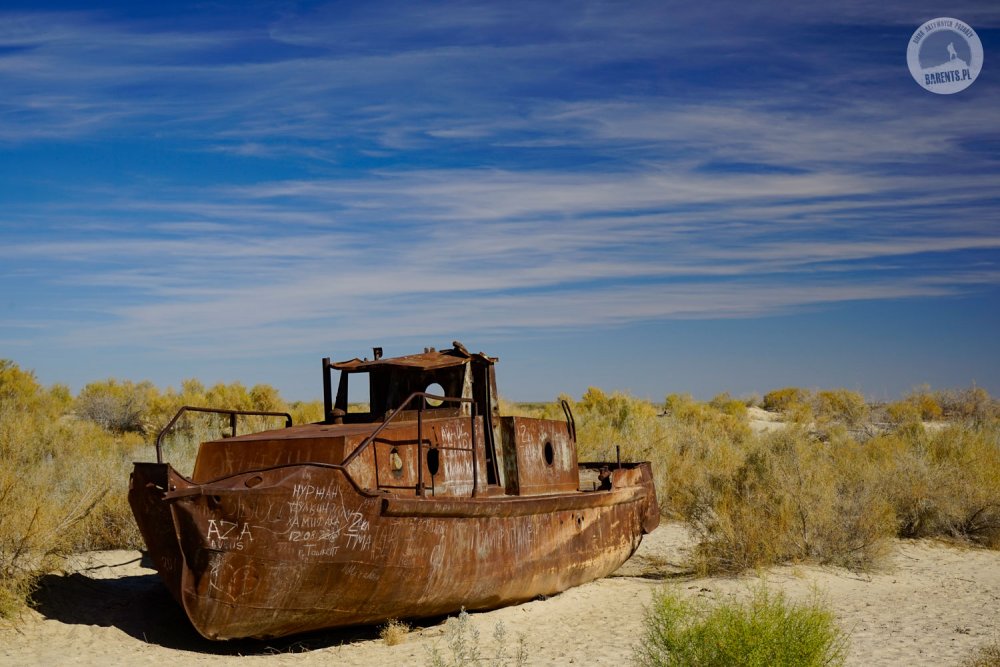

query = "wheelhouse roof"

[331,342,496,372]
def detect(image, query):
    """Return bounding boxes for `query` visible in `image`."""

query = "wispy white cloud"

[1,1,998,390]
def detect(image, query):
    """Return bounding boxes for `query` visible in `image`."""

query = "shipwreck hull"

[129,460,658,640]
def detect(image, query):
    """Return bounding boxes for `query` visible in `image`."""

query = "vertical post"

[471,403,478,498]
[230,412,237,438]
[322,357,333,423]
[416,406,424,496]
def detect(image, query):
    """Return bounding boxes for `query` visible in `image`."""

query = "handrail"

[341,391,477,497]
[561,399,577,442]
[154,406,293,464]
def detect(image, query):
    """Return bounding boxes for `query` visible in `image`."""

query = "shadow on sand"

[30,561,388,656]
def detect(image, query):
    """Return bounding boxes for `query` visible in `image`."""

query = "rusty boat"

[129,342,658,640]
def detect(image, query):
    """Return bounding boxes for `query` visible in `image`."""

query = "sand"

[3,522,999,666]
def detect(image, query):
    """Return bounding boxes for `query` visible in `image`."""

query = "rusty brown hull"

[129,461,658,640]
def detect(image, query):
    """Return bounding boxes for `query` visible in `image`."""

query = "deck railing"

[154,406,293,464]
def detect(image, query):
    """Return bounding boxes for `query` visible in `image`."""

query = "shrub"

[880,401,926,441]
[427,609,527,667]
[573,388,664,464]
[1,363,153,615]
[0,460,107,618]
[380,618,410,646]
[289,400,325,425]
[937,386,997,424]
[75,379,156,434]
[885,401,922,426]
[925,425,1000,547]
[683,426,894,574]
[634,584,847,667]
[709,393,748,420]
[814,390,868,428]
[761,387,809,413]
[854,420,1000,547]
[963,637,1000,667]
[905,385,943,421]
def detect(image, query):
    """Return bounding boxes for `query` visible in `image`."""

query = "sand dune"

[3,522,998,666]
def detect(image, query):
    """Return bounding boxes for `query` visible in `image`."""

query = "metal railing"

[560,399,577,442]
[154,406,293,464]
[341,391,477,497]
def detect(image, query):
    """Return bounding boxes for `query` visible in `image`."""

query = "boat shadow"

[31,564,387,655]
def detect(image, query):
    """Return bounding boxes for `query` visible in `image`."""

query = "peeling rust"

[129,342,658,640]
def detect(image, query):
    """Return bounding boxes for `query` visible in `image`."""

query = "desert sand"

[3,522,999,666]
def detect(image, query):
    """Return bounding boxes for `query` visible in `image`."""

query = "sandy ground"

[3,522,999,666]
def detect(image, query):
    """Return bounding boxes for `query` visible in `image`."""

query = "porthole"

[425,382,445,407]
[389,447,403,472]
[543,441,554,466]
[427,447,440,476]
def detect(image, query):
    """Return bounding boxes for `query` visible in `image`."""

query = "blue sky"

[1,1,998,402]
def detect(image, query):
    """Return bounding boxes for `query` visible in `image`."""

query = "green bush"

[634,584,847,667]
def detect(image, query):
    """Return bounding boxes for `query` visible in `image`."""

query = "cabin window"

[427,447,440,476]
[543,440,554,466]
[424,382,445,407]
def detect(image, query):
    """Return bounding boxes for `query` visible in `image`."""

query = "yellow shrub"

[762,387,808,413]
[686,428,893,573]
[905,386,944,421]
[815,389,868,427]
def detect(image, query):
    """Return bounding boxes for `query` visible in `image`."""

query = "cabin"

[190,343,580,498]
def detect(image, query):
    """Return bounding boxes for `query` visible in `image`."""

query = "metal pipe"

[470,402,478,498]
[322,357,333,423]
[417,407,424,496]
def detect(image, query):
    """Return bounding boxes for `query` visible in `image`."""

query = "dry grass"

[380,617,410,646]
[559,384,1000,575]
[963,637,1000,667]
[0,360,300,617]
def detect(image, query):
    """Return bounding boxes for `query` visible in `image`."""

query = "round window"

[425,382,445,407]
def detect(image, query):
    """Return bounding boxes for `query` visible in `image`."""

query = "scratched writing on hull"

[206,519,254,550]
[283,484,374,555]
[292,483,339,500]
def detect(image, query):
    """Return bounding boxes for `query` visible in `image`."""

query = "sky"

[1,1,999,403]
